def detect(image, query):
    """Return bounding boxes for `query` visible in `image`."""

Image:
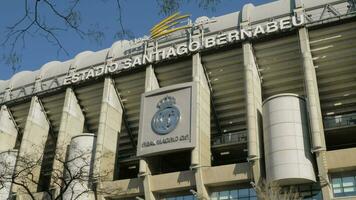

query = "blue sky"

[0,0,271,80]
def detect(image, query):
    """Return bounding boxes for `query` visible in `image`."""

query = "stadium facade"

[0,0,356,199]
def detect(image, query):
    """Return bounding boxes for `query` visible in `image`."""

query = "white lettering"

[108,63,119,73]
[266,21,278,33]
[217,34,227,45]
[123,59,132,69]
[155,50,165,61]
[63,76,72,85]
[132,57,142,67]
[166,47,177,58]
[96,66,104,76]
[143,53,152,64]
[228,30,240,42]
[280,18,291,30]
[253,25,265,37]
[177,44,188,55]
[86,68,95,79]
[240,29,252,40]
[72,73,81,83]
[188,41,201,52]
[205,36,216,48]
[292,15,304,27]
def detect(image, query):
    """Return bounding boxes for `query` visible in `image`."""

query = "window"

[211,187,257,200]
[162,194,196,200]
[296,184,322,200]
[332,172,356,197]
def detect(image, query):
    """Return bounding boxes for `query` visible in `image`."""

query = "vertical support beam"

[14,96,50,193]
[298,24,331,199]
[0,105,18,151]
[94,77,123,181]
[51,88,85,187]
[139,64,159,200]
[243,40,263,184]
[241,3,264,184]
[191,53,210,199]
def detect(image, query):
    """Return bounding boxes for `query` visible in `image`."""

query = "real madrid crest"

[151,96,180,135]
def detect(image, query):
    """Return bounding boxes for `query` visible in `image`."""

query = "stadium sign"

[63,15,304,85]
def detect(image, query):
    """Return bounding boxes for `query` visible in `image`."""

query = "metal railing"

[323,113,356,129]
[212,131,247,146]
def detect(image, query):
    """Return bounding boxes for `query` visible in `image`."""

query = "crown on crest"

[157,96,176,109]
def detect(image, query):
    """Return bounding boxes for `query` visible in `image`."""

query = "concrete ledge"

[327,147,356,172]
[204,163,251,186]
[151,170,196,193]
[101,178,144,198]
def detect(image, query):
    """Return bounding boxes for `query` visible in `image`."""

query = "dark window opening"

[149,150,191,175]
[37,130,58,192]
[211,143,247,166]
[116,160,139,180]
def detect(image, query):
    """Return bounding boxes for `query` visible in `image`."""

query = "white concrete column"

[298,25,331,199]
[0,150,18,200]
[243,40,263,184]
[51,88,85,186]
[14,96,50,193]
[94,77,123,182]
[240,3,263,183]
[63,134,96,200]
[0,105,18,152]
[139,65,159,200]
[191,53,210,199]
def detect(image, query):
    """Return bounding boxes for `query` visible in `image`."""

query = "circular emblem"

[151,96,180,135]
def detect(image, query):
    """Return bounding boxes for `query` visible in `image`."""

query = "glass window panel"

[249,197,257,200]
[230,190,238,199]
[343,187,355,193]
[219,191,229,200]
[332,178,342,188]
[238,189,249,197]
[333,188,342,194]
[342,177,355,187]
[211,192,218,200]
[249,188,257,196]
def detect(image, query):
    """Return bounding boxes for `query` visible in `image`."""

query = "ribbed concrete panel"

[37,93,65,191]
[8,101,31,149]
[74,82,104,133]
[155,59,192,87]
[254,35,305,100]
[263,94,315,185]
[309,21,356,117]
[41,93,66,132]
[201,49,246,138]
[114,70,146,159]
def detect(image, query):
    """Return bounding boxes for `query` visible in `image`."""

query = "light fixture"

[220,151,230,155]
[326,112,335,115]
[334,102,342,106]
[128,165,137,169]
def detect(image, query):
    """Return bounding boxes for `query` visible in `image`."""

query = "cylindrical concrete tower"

[0,150,18,200]
[63,133,96,200]
[263,94,316,185]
